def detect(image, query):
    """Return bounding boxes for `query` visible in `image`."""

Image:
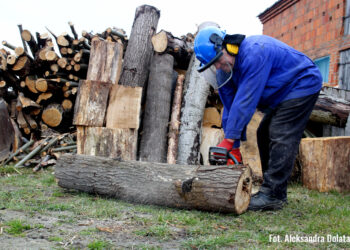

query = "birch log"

[55,153,252,214]
[139,53,174,162]
[167,74,185,164]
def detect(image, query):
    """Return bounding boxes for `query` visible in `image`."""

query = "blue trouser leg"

[257,92,320,200]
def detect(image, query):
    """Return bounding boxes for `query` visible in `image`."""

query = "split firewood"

[18,92,41,109]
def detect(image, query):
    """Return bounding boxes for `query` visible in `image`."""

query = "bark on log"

[310,95,350,127]
[177,54,210,165]
[73,80,112,126]
[139,54,174,162]
[167,74,185,164]
[55,153,252,214]
[176,22,218,165]
[86,40,123,84]
[299,136,350,192]
[119,5,160,87]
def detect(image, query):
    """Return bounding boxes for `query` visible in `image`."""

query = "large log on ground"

[299,136,350,192]
[119,5,160,87]
[139,53,174,162]
[0,98,15,161]
[55,154,252,214]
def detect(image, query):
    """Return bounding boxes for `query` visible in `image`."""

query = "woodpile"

[0,22,128,140]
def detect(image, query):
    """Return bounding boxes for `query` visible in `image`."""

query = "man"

[194,26,322,211]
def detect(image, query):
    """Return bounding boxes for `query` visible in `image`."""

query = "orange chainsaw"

[208,147,240,165]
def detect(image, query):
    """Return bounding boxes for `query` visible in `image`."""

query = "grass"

[0,166,349,249]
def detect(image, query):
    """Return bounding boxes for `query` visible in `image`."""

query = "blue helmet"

[194,26,226,72]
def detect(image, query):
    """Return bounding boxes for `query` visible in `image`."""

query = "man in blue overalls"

[194,26,322,211]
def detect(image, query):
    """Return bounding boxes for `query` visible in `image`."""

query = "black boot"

[248,191,286,211]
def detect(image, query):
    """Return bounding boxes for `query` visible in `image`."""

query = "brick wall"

[259,0,348,85]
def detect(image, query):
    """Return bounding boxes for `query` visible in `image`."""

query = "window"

[314,56,330,83]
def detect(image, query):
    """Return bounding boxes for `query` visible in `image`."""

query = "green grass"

[4,219,31,236]
[0,167,349,249]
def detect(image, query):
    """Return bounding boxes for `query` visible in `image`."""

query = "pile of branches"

[0,23,128,138]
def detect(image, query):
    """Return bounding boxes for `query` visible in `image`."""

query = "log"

[86,40,123,84]
[55,153,252,214]
[151,30,193,70]
[299,136,350,192]
[41,103,64,127]
[310,95,350,127]
[21,30,39,57]
[0,98,15,162]
[176,22,218,165]
[139,54,174,162]
[167,74,185,164]
[12,56,31,77]
[119,5,160,87]
[73,80,112,126]
[203,107,222,127]
[76,127,138,161]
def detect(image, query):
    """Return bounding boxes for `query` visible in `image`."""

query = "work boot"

[248,191,285,211]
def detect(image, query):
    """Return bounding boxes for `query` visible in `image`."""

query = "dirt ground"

[0,208,183,249]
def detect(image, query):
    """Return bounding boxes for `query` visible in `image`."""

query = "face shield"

[199,63,233,90]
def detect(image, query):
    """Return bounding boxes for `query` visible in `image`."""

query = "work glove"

[216,139,234,151]
[228,148,242,164]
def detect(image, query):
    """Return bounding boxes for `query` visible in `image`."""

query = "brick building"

[258,0,350,89]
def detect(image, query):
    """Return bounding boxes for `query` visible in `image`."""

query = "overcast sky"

[1,0,277,49]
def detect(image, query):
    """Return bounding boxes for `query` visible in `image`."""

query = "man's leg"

[249,92,319,210]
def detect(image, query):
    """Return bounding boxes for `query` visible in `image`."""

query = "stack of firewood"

[0,23,128,138]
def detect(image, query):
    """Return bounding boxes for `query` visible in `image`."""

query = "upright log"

[299,136,350,192]
[139,53,174,162]
[167,74,185,164]
[55,154,252,214]
[176,22,218,165]
[86,40,123,84]
[119,5,160,87]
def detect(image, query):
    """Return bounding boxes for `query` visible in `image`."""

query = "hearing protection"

[209,33,245,56]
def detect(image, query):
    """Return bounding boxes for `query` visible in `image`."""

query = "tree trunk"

[177,55,210,165]
[310,95,350,127]
[139,54,174,162]
[55,154,252,214]
[299,136,350,192]
[119,5,160,87]
[167,74,185,164]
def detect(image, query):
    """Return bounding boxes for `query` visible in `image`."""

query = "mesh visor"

[200,64,233,90]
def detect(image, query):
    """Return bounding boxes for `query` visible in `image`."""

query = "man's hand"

[216,139,234,151]
[228,148,242,163]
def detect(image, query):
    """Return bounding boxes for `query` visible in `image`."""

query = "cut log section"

[139,53,174,162]
[41,103,64,127]
[105,85,142,129]
[299,136,350,192]
[86,40,123,84]
[55,153,253,214]
[203,107,222,127]
[77,126,138,161]
[73,80,112,127]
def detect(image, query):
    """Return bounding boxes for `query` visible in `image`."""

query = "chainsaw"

[208,147,240,165]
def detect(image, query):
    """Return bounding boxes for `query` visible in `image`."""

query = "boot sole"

[248,202,284,211]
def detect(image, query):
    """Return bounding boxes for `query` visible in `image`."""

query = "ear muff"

[226,44,239,55]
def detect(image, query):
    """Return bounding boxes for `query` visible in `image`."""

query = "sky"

[0,0,277,49]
